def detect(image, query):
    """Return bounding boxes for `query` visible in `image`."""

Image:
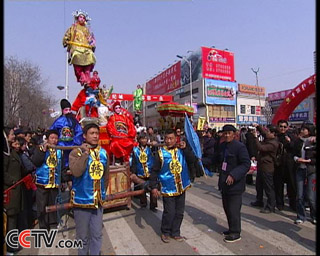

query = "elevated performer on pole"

[63,9,96,86]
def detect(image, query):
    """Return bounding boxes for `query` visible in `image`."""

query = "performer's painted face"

[63,107,72,115]
[78,14,86,25]
[114,105,121,114]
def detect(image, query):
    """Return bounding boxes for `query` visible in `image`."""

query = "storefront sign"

[110,93,173,102]
[237,115,267,125]
[289,111,309,121]
[268,89,291,101]
[238,84,265,96]
[201,47,235,82]
[209,117,235,123]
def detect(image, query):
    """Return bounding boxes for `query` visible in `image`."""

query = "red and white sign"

[201,47,235,82]
[109,93,172,102]
[146,61,181,95]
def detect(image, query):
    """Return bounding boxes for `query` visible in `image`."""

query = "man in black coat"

[245,127,258,185]
[275,120,296,211]
[217,125,251,243]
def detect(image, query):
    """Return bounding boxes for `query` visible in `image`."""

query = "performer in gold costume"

[63,10,96,86]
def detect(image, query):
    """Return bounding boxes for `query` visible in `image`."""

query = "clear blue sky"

[4,0,315,109]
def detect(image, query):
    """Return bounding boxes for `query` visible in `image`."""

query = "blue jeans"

[296,168,316,221]
[74,207,103,255]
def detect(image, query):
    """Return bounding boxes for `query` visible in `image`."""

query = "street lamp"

[176,54,192,107]
[57,85,68,100]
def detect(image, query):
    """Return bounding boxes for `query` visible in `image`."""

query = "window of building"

[251,106,256,114]
[240,105,245,114]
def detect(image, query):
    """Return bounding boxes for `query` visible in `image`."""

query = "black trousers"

[255,169,264,202]
[6,214,18,252]
[262,171,276,210]
[161,192,186,237]
[274,165,297,208]
[36,186,58,230]
[222,193,242,235]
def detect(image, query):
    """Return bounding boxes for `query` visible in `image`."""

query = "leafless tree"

[4,56,57,129]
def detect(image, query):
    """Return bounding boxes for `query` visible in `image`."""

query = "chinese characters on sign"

[238,84,265,96]
[201,47,235,82]
[109,93,173,102]
[146,61,181,95]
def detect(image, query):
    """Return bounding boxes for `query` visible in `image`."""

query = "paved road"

[17,174,316,255]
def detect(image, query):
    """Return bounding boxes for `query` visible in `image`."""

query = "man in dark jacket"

[275,120,296,211]
[253,124,279,214]
[245,127,258,185]
[217,125,250,243]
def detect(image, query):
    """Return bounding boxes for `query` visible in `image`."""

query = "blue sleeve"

[72,123,83,146]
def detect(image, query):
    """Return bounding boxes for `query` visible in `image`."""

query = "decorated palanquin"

[103,164,132,209]
[98,126,111,155]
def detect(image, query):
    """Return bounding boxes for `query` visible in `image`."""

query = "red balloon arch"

[271,74,316,125]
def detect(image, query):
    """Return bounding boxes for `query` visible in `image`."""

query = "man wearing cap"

[107,101,136,163]
[50,99,83,168]
[217,124,250,243]
[63,10,96,86]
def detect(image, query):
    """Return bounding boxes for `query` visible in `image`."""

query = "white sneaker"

[294,219,304,224]
[312,219,316,225]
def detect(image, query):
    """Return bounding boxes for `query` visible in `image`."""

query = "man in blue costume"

[50,99,83,168]
[130,132,157,211]
[149,129,194,243]
[31,130,64,230]
[69,123,109,255]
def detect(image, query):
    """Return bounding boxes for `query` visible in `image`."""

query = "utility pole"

[251,67,262,115]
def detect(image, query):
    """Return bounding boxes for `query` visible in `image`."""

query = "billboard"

[205,79,237,105]
[238,84,265,96]
[146,61,181,95]
[201,47,235,82]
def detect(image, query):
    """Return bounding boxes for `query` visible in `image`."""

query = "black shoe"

[250,201,264,207]
[260,208,274,214]
[161,234,170,243]
[150,207,158,213]
[276,205,284,211]
[223,234,241,243]
[222,230,230,236]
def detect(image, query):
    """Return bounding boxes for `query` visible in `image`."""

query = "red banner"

[201,47,235,82]
[109,93,172,102]
[146,61,181,95]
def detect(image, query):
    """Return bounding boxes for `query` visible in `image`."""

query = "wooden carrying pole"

[46,189,145,213]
